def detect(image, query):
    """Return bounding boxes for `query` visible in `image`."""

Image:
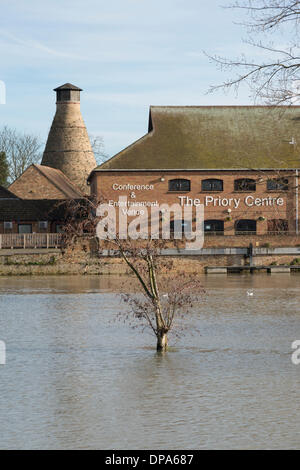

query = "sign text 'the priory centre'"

[111,183,284,209]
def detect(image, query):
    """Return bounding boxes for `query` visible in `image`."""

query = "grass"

[3,255,57,266]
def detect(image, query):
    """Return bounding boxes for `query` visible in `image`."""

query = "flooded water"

[0,274,300,449]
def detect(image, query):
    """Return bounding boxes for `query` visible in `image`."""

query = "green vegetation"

[0,151,9,187]
[290,258,300,266]
[4,255,56,266]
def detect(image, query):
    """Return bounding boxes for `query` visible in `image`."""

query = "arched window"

[204,220,224,235]
[235,219,257,234]
[234,178,256,191]
[267,178,289,191]
[168,179,190,192]
[170,219,192,237]
[268,219,288,233]
[202,179,223,191]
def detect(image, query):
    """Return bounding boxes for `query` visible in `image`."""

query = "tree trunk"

[157,330,168,352]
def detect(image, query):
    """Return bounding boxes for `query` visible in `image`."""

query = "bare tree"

[60,197,204,352]
[207,0,300,105]
[0,126,42,183]
[89,134,109,165]
[0,151,9,187]
[110,239,203,351]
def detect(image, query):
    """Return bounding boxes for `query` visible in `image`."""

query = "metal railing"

[0,233,62,249]
[204,231,225,236]
[206,231,299,236]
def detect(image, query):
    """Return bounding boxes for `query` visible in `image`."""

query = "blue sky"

[0,0,272,156]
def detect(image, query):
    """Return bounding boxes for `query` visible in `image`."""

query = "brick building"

[41,83,96,193]
[9,83,96,200]
[88,106,300,242]
[1,83,96,235]
[9,164,83,200]
[0,186,68,234]
[4,86,300,245]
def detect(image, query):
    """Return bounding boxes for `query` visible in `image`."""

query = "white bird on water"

[247,290,254,296]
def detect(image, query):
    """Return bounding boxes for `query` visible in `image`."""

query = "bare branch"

[0,126,42,183]
[207,1,300,104]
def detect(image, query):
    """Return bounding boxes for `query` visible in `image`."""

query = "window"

[267,178,289,191]
[235,219,256,234]
[168,179,191,192]
[268,219,288,233]
[202,179,223,191]
[18,224,32,234]
[234,178,256,191]
[204,220,224,235]
[38,221,48,230]
[57,89,70,102]
[55,224,64,233]
[170,219,192,236]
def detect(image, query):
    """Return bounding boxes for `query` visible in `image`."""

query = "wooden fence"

[0,233,62,249]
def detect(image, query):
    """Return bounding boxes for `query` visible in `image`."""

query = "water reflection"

[0,275,299,449]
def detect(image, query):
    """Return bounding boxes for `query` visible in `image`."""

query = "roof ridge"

[34,165,82,198]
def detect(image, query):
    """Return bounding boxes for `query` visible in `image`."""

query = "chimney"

[41,83,96,193]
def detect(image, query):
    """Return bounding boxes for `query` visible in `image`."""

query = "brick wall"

[9,166,66,199]
[0,221,39,234]
[92,169,299,244]
[42,102,96,193]
[202,234,300,248]
[0,221,62,234]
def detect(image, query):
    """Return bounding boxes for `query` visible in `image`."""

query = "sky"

[0,0,279,157]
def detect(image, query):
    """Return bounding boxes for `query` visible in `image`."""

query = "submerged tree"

[59,197,204,352]
[109,239,203,351]
[207,0,300,105]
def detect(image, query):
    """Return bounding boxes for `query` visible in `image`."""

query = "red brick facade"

[90,169,300,244]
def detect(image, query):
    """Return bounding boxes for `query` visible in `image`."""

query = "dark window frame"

[235,219,257,235]
[18,224,32,234]
[201,179,223,192]
[267,178,289,191]
[267,219,289,233]
[170,219,192,237]
[55,224,64,233]
[168,178,191,192]
[204,219,224,235]
[234,178,256,192]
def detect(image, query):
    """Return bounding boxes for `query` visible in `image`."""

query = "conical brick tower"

[41,83,96,193]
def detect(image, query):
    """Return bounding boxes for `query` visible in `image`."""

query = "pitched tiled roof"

[0,198,85,222]
[0,199,43,221]
[96,106,300,171]
[0,186,19,199]
[33,199,81,221]
[34,165,83,198]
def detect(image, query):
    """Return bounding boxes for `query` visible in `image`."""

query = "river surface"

[0,274,299,450]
